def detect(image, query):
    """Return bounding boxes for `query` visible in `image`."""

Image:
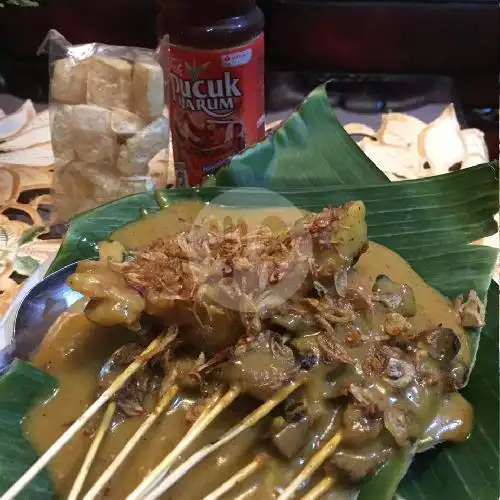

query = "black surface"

[266,72,459,114]
[0,65,459,113]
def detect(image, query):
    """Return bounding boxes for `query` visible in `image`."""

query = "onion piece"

[0,126,51,151]
[344,122,376,138]
[461,154,487,170]
[9,109,50,139]
[358,138,422,181]
[0,100,37,140]
[418,104,466,174]
[0,143,54,167]
[378,113,426,148]
[461,128,488,160]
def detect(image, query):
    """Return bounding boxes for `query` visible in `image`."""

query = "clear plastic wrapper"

[39,30,170,221]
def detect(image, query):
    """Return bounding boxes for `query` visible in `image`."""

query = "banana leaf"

[215,83,388,188]
[1,84,498,499]
[49,163,498,273]
[0,360,58,499]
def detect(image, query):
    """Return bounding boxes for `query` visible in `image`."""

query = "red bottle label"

[167,34,265,186]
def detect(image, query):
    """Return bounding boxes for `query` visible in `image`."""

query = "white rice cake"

[117,116,169,175]
[131,61,165,122]
[111,108,145,140]
[51,105,75,161]
[50,58,88,104]
[86,57,132,111]
[71,104,117,164]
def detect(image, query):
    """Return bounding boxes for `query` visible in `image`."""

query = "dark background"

[0,0,498,151]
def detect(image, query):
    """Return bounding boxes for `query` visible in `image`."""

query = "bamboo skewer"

[278,431,343,500]
[202,454,267,500]
[143,379,304,500]
[83,383,179,500]
[68,402,117,500]
[127,386,240,500]
[2,332,176,500]
[300,476,335,500]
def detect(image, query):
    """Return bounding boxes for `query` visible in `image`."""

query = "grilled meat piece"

[328,438,394,482]
[372,275,416,317]
[216,331,300,400]
[69,202,368,355]
[68,260,146,327]
[271,418,310,459]
[98,343,159,417]
[342,402,384,447]
[454,290,485,328]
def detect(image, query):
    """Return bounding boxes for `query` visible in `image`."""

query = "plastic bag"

[39,30,170,221]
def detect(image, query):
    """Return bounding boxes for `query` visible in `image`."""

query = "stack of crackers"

[50,55,169,220]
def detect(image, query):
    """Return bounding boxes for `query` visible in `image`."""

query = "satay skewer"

[83,381,179,500]
[278,431,343,500]
[142,379,304,500]
[300,476,335,500]
[127,386,241,500]
[202,454,267,500]
[68,402,117,500]
[2,330,177,500]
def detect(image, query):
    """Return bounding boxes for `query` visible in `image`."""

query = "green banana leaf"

[215,84,388,188]
[1,84,498,499]
[0,360,58,499]
[49,163,498,273]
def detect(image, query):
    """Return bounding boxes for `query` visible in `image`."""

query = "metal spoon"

[0,262,83,372]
